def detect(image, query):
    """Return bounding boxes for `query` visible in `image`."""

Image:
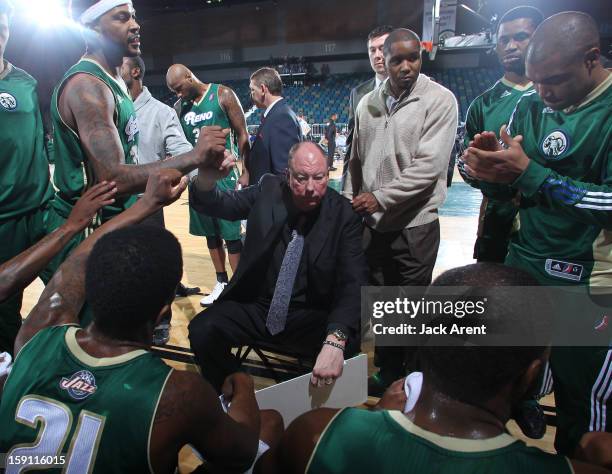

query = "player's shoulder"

[7,64,37,86]
[156,369,220,427]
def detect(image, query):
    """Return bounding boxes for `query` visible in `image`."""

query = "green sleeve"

[513,151,612,229]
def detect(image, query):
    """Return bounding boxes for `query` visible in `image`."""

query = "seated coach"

[189,140,368,392]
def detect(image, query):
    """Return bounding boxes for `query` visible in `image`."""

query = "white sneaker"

[200,281,227,307]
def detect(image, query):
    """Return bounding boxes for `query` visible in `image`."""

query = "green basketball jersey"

[307,409,572,474]
[179,83,239,154]
[463,78,531,261]
[0,61,53,220]
[50,58,139,222]
[0,325,172,473]
[501,74,612,288]
[464,78,533,146]
[179,83,238,184]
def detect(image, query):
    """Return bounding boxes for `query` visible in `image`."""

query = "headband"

[80,0,133,25]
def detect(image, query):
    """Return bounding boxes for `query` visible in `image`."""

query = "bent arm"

[219,85,250,166]
[152,371,260,474]
[14,172,186,354]
[64,75,201,195]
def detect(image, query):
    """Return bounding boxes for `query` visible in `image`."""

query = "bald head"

[527,11,600,66]
[288,142,327,171]
[383,28,421,56]
[166,64,192,84]
[287,141,329,212]
[525,11,607,111]
[166,64,203,102]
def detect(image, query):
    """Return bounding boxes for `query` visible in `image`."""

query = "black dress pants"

[189,300,359,392]
[365,220,440,385]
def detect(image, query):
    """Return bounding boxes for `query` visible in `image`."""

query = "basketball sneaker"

[200,281,227,307]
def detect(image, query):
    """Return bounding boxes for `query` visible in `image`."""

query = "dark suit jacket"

[248,99,302,186]
[190,174,368,338]
[344,78,377,177]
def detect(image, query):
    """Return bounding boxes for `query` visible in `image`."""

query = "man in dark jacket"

[188,141,368,392]
[246,67,302,185]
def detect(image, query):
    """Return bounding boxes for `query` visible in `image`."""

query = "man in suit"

[343,25,394,179]
[188,141,368,392]
[246,67,302,186]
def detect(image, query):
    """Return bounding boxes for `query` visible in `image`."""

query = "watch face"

[332,329,347,341]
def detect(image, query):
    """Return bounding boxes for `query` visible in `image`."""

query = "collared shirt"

[132,86,192,164]
[263,97,283,118]
[383,78,415,115]
[261,191,320,307]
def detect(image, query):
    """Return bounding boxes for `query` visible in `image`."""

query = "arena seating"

[150,67,502,126]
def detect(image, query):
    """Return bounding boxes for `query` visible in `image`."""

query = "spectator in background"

[343,25,395,181]
[325,113,338,170]
[121,56,200,344]
[297,112,311,139]
[247,67,302,185]
[344,28,458,396]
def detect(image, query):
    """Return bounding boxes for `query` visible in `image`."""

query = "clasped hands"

[195,126,236,182]
[461,125,530,184]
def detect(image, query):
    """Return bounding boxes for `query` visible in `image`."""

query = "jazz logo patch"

[541,130,569,159]
[60,370,97,400]
[0,92,17,111]
[545,258,583,281]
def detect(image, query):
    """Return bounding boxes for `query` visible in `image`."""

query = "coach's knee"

[188,311,224,353]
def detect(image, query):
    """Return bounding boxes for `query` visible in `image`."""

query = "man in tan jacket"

[343,28,458,394]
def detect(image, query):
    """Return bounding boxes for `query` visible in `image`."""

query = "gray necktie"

[266,220,305,335]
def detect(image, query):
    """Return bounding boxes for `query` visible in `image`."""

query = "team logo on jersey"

[545,258,583,281]
[60,370,98,400]
[0,92,17,111]
[500,90,512,99]
[125,115,139,143]
[542,107,554,114]
[541,130,570,159]
[184,110,214,126]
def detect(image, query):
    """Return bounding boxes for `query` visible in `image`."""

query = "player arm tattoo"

[219,85,250,169]
[66,76,200,196]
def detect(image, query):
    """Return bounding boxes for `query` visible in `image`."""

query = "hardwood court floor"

[20,166,557,470]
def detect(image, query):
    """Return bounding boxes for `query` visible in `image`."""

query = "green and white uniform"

[486,74,612,454]
[0,325,172,473]
[463,78,531,262]
[178,83,241,240]
[307,408,572,473]
[0,61,54,355]
[40,58,140,284]
[51,58,139,223]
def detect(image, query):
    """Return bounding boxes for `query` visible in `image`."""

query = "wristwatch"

[328,328,348,342]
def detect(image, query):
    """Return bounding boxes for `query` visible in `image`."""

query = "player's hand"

[471,130,501,152]
[375,378,407,411]
[352,192,381,215]
[141,169,188,209]
[221,372,255,403]
[463,125,529,184]
[238,170,250,188]
[311,343,344,388]
[65,181,117,232]
[195,126,229,167]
